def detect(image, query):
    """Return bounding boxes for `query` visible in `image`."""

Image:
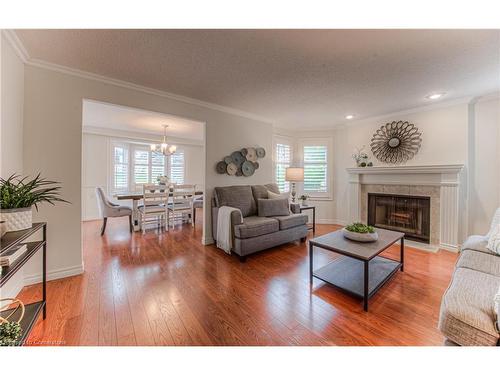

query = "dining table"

[115,190,203,231]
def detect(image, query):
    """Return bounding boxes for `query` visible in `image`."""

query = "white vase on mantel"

[0,207,33,232]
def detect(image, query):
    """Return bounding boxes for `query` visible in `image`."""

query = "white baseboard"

[202,236,214,245]
[24,264,85,286]
[439,243,460,253]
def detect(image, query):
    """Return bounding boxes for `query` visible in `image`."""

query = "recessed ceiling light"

[345,114,355,120]
[426,93,445,100]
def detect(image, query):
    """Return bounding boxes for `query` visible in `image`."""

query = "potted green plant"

[342,222,378,242]
[0,174,68,232]
[299,194,309,206]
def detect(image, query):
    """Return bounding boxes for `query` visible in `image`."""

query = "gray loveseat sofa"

[212,183,309,261]
[438,213,500,346]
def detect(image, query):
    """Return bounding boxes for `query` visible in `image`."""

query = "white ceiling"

[16,29,500,129]
[82,100,205,140]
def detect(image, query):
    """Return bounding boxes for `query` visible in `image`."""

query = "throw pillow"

[487,224,500,255]
[267,190,289,200]
[258,198,290,217]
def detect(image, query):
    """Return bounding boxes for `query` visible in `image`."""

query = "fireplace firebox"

[367,193,431,243]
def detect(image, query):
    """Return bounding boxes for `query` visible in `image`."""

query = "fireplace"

[367,193,431,243]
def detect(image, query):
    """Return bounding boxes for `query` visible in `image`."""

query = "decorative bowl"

[342,227,378,242]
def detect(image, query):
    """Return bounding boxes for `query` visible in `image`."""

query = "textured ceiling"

[82,100,205,140]
[16,29,500,129]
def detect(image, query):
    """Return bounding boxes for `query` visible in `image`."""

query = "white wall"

[1,33,24,176]
[0,33,25,299]
[333,102,469,226]
[20,62,273,282]
[81,131,205,221]
[469,95,500,234]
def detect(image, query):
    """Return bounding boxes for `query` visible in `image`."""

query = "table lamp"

[285,167,304,203]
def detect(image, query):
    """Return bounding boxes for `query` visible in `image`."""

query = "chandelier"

[150,125,177,156]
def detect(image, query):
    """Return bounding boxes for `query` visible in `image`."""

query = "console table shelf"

[0,222,47,346]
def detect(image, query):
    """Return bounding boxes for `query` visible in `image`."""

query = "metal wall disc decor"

[256,147,266,158]
[231,151,245,165]
[370,121,422,164]
[216,161,227,174]
[216,146,266,176]
[241,161,255,176]
[246,147,257,162]
[226,162,238,175]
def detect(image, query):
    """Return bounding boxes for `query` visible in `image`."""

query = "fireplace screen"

[367,193,431,243]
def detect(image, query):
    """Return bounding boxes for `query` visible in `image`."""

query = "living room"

[1,2,499,375]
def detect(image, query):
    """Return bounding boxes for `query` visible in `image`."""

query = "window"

[112,144,129,192]
[273,137,293,192]
[133,148,150,187]
[301,139,331,198]
[110,141,185,193]
[168,150,185,184]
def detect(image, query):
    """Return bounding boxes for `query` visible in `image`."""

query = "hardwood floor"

[17,213,458,345]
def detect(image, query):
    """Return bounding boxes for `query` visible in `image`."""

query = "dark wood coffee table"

[309,228,404,311]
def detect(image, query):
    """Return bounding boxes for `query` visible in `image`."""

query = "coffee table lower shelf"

[313,256,401,310]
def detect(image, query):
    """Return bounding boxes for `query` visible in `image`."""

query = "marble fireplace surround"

[346,164,464,252]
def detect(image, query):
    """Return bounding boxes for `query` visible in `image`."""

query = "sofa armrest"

[461,235,491,254]
[290,203,300,214]
[212,206,244,242]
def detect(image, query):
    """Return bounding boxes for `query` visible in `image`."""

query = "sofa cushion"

[487,224,500,255]
[214,185,256,217]
[251,185,270,202]
[487,207,500,237]
[438,267,500,346]
[234,216,279,239]
[257,198,290,217]
[457,250,500,277]
[273,214,308,230]
[461,235,492,254]
[265,183,280,194]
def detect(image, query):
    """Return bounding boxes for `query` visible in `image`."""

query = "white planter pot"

[342,227,379,242]
[1,207,33,232]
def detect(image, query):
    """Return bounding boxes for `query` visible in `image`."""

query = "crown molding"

[25,58,274,125]
[2,29,29,62]
[5,30,274,125]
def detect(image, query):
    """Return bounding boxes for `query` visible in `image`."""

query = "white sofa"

[438,208,500,346]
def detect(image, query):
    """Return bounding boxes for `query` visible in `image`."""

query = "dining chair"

[192,195,203,227]
[95,187,133,235]
[168,184,196,228]
[139,184,169,234]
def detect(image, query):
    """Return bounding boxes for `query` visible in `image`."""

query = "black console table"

[0,222,47,345]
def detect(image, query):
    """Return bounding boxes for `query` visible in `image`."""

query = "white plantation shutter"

[169,151,184,184]
[303,145,328,195]
[133,148,150,187]
[112,144,129,192]
[151,152,166,183]
[274,141,292,192]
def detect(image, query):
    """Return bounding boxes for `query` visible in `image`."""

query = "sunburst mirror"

[370,121,422,164]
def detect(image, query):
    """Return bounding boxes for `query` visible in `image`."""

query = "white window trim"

[109,139,186,193]
[298,137,333,200]
[273,134,294,193]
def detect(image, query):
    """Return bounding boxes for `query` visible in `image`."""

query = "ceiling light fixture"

[150,125,177,156]
[426,92,445,100]
[345,114,355,120]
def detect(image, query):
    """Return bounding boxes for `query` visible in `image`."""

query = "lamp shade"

[285,167,304,182]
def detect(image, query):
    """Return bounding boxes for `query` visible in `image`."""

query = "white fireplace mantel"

[346,164,465,251]
[346,164,464,175]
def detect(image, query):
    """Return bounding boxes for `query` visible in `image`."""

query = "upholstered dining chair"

[95,187,133,235]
